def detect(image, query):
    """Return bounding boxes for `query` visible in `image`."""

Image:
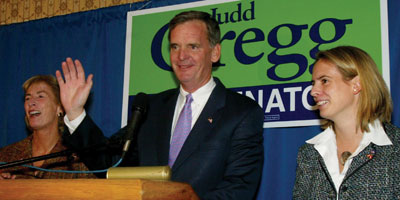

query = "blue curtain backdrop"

[0,0,399,199]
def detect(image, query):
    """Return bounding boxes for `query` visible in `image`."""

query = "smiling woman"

[0,75,96,179]
[293,46,400,199]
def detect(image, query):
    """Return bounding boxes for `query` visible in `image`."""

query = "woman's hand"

[0,172,16,179]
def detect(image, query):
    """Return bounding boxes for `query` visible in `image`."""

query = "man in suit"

[56,11,264,199]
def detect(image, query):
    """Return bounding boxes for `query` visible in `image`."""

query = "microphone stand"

[0,149,74,169]
[0,139,123,170]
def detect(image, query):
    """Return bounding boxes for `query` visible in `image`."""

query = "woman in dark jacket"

[293,46,400,199]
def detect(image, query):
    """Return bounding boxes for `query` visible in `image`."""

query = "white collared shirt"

[64,110,86,134]
[170,77,216,142]
[306,119,392,197]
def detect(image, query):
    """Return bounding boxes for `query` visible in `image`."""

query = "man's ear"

[211,44,221,63]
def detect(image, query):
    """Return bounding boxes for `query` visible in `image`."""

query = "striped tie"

[168,94,193,167]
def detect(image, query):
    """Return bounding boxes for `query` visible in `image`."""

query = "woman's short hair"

[23,75,64,133]
[315,46,392,132]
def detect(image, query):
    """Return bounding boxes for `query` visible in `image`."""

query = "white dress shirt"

[64,110,86,134]
[306,119,392,198]
[170,77,216,142]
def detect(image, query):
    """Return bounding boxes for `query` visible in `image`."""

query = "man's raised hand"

[56,58,93,121]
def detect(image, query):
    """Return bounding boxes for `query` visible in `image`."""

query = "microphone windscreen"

[132,92,148,113]
[122,93,148,155]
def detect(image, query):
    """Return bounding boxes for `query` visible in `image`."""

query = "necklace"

[340,151,352,165]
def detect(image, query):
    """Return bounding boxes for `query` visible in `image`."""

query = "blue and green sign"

[122,0,389,128]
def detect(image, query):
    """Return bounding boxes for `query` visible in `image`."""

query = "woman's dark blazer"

[293,123,400,199]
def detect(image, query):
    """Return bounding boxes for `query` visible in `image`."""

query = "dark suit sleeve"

[203,105,264,200]
[62,115,138,177]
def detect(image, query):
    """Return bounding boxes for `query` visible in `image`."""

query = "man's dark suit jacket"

[293,123,400,199]
[63,78,264,200]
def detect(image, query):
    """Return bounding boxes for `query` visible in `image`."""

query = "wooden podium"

[0,179,199,200]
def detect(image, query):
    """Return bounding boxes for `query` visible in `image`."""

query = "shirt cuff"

[64,110,86,134]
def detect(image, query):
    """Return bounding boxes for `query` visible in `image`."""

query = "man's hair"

[23,75,64,133]
[315,46,392,132]
[168,10,220,47]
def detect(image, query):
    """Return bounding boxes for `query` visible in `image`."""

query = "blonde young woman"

[0,75,95,179]
[293,46,400,199]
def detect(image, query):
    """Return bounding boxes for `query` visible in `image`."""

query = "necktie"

[169,94,193,167]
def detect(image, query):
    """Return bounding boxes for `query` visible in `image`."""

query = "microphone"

[122,92,148,159]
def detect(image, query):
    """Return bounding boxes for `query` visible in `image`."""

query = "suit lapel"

[156,91,179,165]
[317,152,337,193]
[345,144,377,179]
[172,79,226,170]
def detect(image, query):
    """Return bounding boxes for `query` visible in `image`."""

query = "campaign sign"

[122,0,389,128]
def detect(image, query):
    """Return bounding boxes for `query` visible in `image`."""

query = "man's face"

[169,20,220,93]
